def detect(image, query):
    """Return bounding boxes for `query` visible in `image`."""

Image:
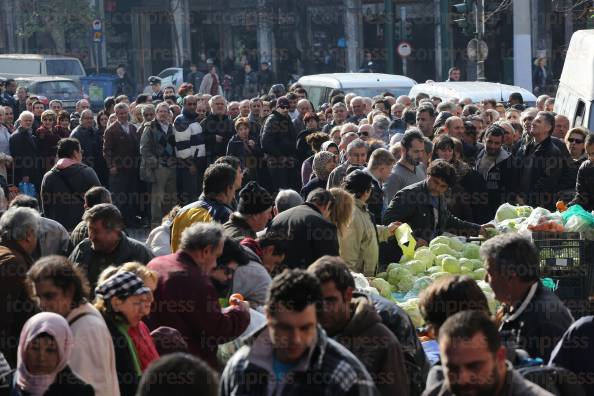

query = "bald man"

[554,114,570,140]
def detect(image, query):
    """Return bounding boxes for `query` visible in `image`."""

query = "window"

[36,81,80,99]
[46,59,84,76]
[574,100,586,127]
[305,86,324,108]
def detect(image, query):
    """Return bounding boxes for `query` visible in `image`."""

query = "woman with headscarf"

[10,312,94,396]
[301,136,336,185]
[300,151,337,199]
[94,271,159,396]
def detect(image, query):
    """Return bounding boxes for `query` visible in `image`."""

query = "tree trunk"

[50,26,66,54]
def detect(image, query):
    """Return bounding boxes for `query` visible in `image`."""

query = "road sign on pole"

[397,41,412,58]
[92,19,103,43]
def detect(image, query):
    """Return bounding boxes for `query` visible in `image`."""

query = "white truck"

[554,29,594,130]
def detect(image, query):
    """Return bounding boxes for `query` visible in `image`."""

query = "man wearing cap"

[223,181,273,240]
[148,76,163,102]
[146,222,250,370]
[261,96,299,192]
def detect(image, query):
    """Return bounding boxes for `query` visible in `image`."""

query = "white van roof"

[559,30,594,101]
[409,81,537,104]
[0,54,78,60]
[298,73,417,89]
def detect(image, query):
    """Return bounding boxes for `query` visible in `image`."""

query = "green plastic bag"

[561,204,594,232]
[395,223,416,259]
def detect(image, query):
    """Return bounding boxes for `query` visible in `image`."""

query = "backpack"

[517,365,586,396]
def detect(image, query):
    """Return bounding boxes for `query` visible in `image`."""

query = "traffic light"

[451,0,475,36]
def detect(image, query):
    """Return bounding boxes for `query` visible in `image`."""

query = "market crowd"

[0,62,592,396]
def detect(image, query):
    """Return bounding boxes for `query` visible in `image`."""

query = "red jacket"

[145,251,250,369]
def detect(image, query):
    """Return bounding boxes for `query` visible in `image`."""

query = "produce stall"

[357,202,594,329]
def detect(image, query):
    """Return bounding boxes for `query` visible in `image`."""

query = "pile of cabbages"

[366,235,498,328]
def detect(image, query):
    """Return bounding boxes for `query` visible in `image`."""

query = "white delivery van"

[554,30,594,130]
[298,73,417,108]
[0,54,86,84]
[408,81,537,106]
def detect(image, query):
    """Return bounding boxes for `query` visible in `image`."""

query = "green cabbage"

[469,259,483,270]
[414,249,436,269]
[397,298,425,328]
[472,268,486,281]
[371,278,393,299]
[442,256,461,273]
[405,259,426,275]
[387,263,404,272]
[448,237,465,251]
[460,264,474,274]
[387,267,413,289]
[412,276,433,291]
[376,272,388,280]
[426,266,443,275]
[495,203,519,222]
[430,243,457,257]
[436,254,456,266]
[516,205,533,218]
[429,236,451,247]
[429,271,450,281]
[462,244,481,260]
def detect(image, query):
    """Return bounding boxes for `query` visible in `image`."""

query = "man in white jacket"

[26,255,120,396]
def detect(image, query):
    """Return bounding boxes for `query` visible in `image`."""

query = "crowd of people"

[0,67,593,395]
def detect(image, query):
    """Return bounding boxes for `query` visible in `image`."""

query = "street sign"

[397,41,412,58]
[92,19,103,43]
[467,38,488,62]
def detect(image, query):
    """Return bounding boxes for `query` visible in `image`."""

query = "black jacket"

[10,366,94,396]
[300,176,327,200]
[570,159,594,211]
[514,137,564,209]
[295,128,316,162]
[70,126,100,167]
[500,283,573,362]
[383,180,481,242]
[200,114,234,164]
[40,163,101,231]
[474,148,516,222]
[102,315,138,396]
[260,110,297,158]
[268,203,339,269]
[9,127,38,185]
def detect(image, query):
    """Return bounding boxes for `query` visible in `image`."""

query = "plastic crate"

[532,232,585,272]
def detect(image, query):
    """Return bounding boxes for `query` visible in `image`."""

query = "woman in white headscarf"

[10,312,94,396]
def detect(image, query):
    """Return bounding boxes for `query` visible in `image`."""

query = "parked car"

[15,76,86,112]
[554,29,594,130]
[298,73,417,109]
[0,54,86,85]
[143,67,183,94]
[408,81,537,107]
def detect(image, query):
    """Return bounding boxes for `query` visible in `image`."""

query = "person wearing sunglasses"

[564,127,588,164]
[570,133,594,212]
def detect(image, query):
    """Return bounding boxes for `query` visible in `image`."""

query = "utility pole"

[475,0,485,81]
[385,0,394,74]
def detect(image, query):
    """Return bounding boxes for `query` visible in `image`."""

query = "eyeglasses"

[357,131,369,136]
[278,105,289,110]
[567,138,584,144]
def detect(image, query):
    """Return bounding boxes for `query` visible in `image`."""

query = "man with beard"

[474,125,515,222]
[383,130,427,207]
[423,310,553,396]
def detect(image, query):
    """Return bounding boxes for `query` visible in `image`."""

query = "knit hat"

[95,271,150,300]
[238,181,273,215]
[313,151,337,180]
[276,96,290,108]
[150,326,188,355]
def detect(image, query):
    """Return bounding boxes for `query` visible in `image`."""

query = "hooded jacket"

[334,295,409,396]
[474,148,515,220]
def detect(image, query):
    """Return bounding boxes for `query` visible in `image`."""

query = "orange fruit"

[229,293,244,305]
[556,200,567,212]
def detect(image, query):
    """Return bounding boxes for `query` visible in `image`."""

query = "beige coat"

[340,199,391,276]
